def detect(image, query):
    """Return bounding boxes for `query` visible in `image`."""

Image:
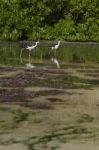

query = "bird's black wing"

[48,43,56,48]
[18,41,28,49]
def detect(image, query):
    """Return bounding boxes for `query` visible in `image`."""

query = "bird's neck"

[58,41,60,46]
[35,42,39,46]
[32,42,38,48]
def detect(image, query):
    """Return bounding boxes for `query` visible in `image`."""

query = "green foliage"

[0,0,99,41]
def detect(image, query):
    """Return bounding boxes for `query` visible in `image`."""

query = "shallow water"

[0,41,99,67]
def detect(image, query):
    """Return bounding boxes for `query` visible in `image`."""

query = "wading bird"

[26,41,39,64]
[49,40,61,57]
[20,41,39,68]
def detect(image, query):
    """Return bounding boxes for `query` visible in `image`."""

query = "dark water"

[0,41,99,67]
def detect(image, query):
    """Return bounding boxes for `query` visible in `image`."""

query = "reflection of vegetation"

[0,42,99,66]
[29,74,99,89]
[0,71,21,78]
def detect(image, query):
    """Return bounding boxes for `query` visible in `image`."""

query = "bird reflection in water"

[51,57,60,69]
[49,40,61,69]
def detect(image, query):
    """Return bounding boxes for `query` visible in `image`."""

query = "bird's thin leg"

[29,51,31,64]
[20,48,24,63]
[40,52,43,63]
[49,49,53,58]
[54,49,57,58]
[35,48,37,58]
[49,50,51,57]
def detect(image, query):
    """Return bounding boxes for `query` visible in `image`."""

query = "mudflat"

[0,65,99,150]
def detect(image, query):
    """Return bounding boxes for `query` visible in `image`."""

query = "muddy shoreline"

[0,65,99,150]
[0,65,99,109]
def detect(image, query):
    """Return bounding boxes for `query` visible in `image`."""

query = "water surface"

[0,41,99,67]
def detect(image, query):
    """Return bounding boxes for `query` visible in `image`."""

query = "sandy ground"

[0,66,99,150]
[0,144,28,150]
[57,142,99,150]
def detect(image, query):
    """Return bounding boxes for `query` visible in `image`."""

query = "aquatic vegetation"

[0,125,94,150]
[77,114,94,123]
[0,106,29,132]
[0,107,11,112]
[47,97,63,102]
[12,109,29,124]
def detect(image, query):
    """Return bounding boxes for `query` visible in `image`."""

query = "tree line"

[0,0,99,41]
